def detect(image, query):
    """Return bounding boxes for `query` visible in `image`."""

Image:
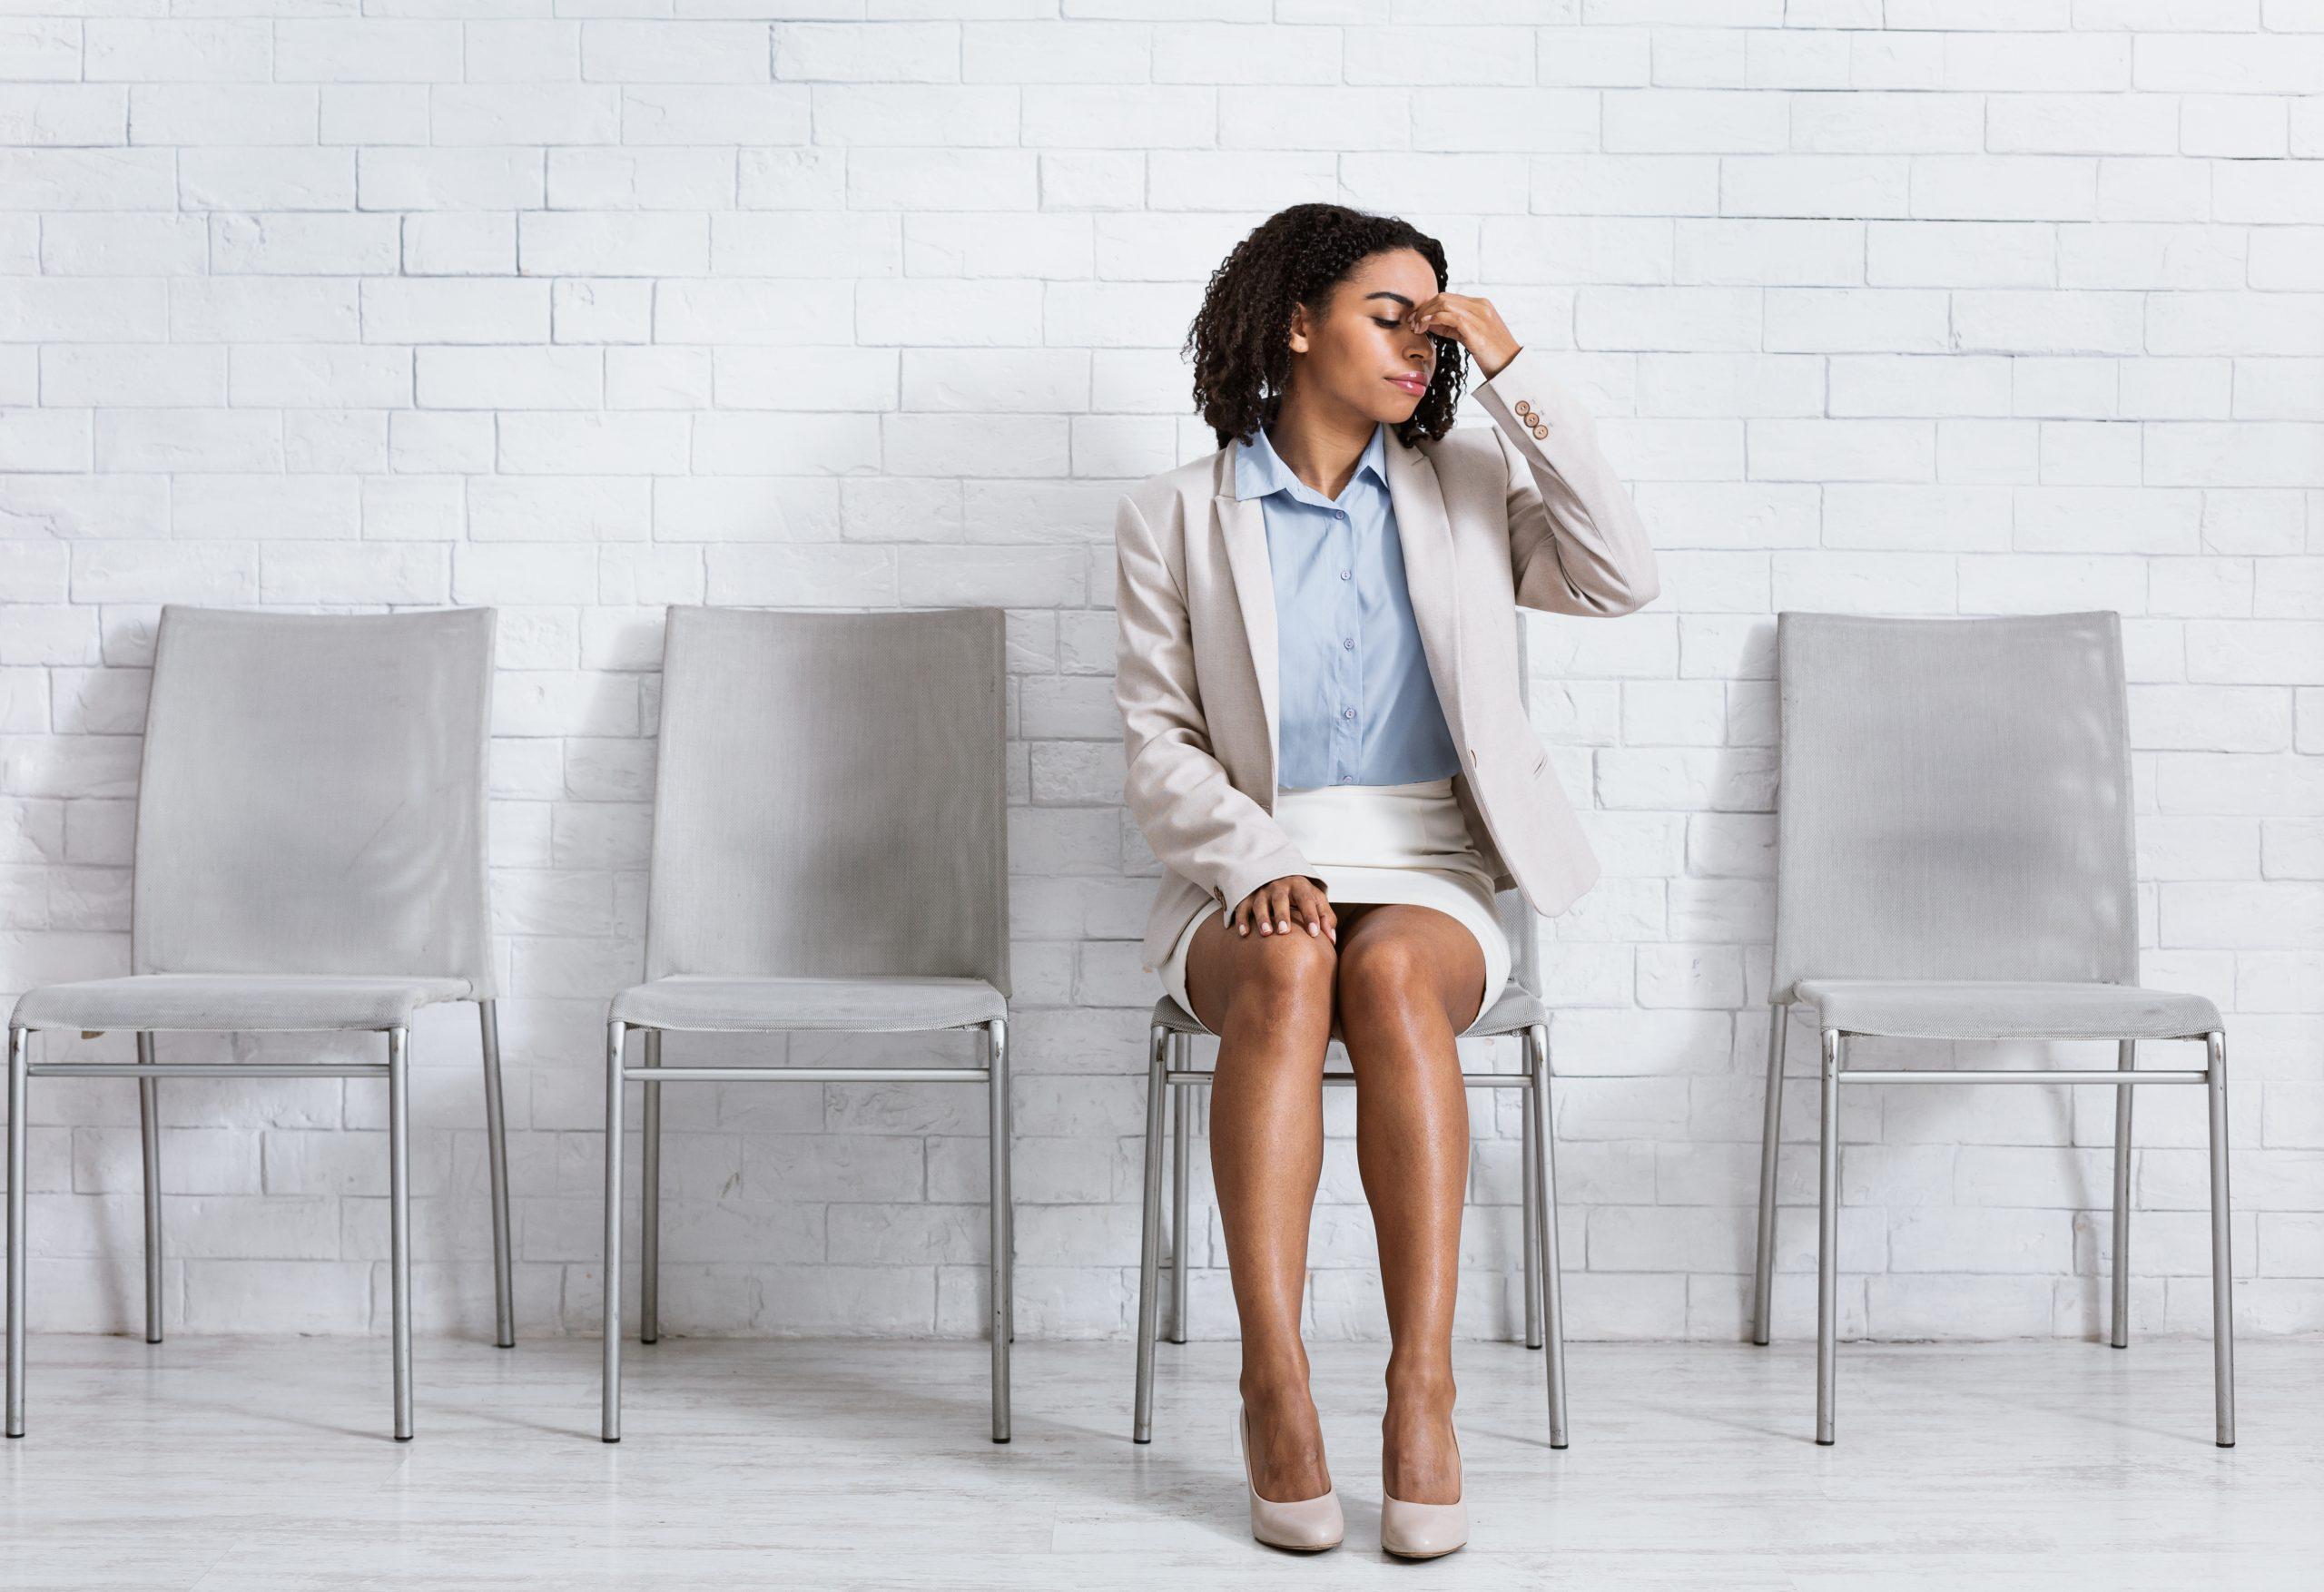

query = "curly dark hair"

[1182,202,1464,452]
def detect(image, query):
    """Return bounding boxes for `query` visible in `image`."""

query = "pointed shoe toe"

[1236,1405,1344,1552]
[1379,1492,1468,1559]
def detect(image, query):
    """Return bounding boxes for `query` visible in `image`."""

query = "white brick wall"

[2,5,2319,1345]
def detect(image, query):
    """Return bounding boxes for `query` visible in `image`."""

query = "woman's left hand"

[1405,294,1521,382]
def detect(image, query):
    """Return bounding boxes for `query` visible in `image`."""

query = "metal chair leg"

[6,1026,27,1438]
[2207,1028,2235,1448]
[387,1027,413,1442]
[478,1000,515,1349]
[601,1020,626,1443]
[1521,1066,1542,1351]
[1751,1000,1787,1347]
[2112,1037,2133,1351]
[988,1017,1011,1444]
[1000,1018,1015,1348]
[1133,1022,1167,1443]
[1527,1023,1567,1448]
[1169,1043,1189,1347]
[640,1028,661,1347]
[137,1034,162,1345]
[1815,1027,1841,1447]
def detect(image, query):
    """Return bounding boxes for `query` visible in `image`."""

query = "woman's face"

[1285,247,1445,427]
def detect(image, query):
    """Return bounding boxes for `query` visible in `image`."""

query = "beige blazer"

[1112,343,1660,974]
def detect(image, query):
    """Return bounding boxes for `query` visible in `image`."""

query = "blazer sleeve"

[1113,490,1314,916]
[1472,342,1660,618]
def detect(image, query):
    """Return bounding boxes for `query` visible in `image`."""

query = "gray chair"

[1132,622,1569,1450]
[1748,610,2234,1448]
[598,605,1015,1445]
[6,605,513,1444]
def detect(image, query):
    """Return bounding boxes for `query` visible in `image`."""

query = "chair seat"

[609,974,1007,1034]
[10,973,477,1034]
[1790,978,2221,1041]
[1150,981,1547,1042]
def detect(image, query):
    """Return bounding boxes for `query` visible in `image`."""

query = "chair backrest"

[642,605,1010,996]
[1769,610,2139,1002]
[132,604,497,995]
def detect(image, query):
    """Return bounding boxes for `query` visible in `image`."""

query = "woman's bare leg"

[1183,907,1337,1502]
[1331,903,1483,1506]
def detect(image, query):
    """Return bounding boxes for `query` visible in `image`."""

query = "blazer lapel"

[1216,439,1280,791]
[1384,430,1464,736]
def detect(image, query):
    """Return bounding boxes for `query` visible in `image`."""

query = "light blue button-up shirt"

[1236,419,1461,791]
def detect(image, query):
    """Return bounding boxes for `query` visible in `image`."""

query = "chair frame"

[1747,609,2234,1448]
[596,604,1017,1447]
[7,1010,515,1444]
[598,1017,1014,1444]
[6,604,514,1444]
[1749,1008,2234,1448]
[1128,612,1573,1449]
[1132,1007,1568,1450]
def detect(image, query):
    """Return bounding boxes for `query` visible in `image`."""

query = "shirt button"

[1338,569,1351,580]
[1339,774,1353,783]
[1342,707,1355,720]
[1343,637,1354,649]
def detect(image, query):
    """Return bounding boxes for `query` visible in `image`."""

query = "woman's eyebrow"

[1364,291,1415,310]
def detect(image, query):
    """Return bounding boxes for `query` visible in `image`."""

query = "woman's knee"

[1220,927,1337,1022]
[1334,932,1435,1007]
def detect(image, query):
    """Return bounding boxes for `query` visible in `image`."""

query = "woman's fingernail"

[1307,922,1318,936]
[1275,920,1288,934]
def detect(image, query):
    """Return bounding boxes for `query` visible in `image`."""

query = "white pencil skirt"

[1159,775,1511,1030]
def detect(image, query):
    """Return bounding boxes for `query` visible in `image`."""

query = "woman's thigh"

[1331,902,1485,1037]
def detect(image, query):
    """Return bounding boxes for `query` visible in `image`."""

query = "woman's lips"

[1387,375,1427,394]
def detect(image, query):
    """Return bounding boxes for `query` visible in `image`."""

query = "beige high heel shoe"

[1235,1402,1344,1552]
[1380,1415,1468,1559]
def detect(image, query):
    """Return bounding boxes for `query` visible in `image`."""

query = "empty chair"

[7,605,514,1443]
[1748,610,2233,1447]
[598,605,1015,1444]
[1132,622,1570,1450]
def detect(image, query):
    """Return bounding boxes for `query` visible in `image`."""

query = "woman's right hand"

[1229,875,1336,943]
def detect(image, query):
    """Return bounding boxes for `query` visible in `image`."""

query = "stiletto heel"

[1380,1416,1468,1559]
[1235,1402,1344,1552]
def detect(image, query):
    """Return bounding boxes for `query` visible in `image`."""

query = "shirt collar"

[1235,419,1389,506]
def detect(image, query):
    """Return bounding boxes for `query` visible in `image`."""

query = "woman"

[1111,202,1658,1558]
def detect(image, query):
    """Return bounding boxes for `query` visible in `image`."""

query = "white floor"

[0,1331,2314,1589]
